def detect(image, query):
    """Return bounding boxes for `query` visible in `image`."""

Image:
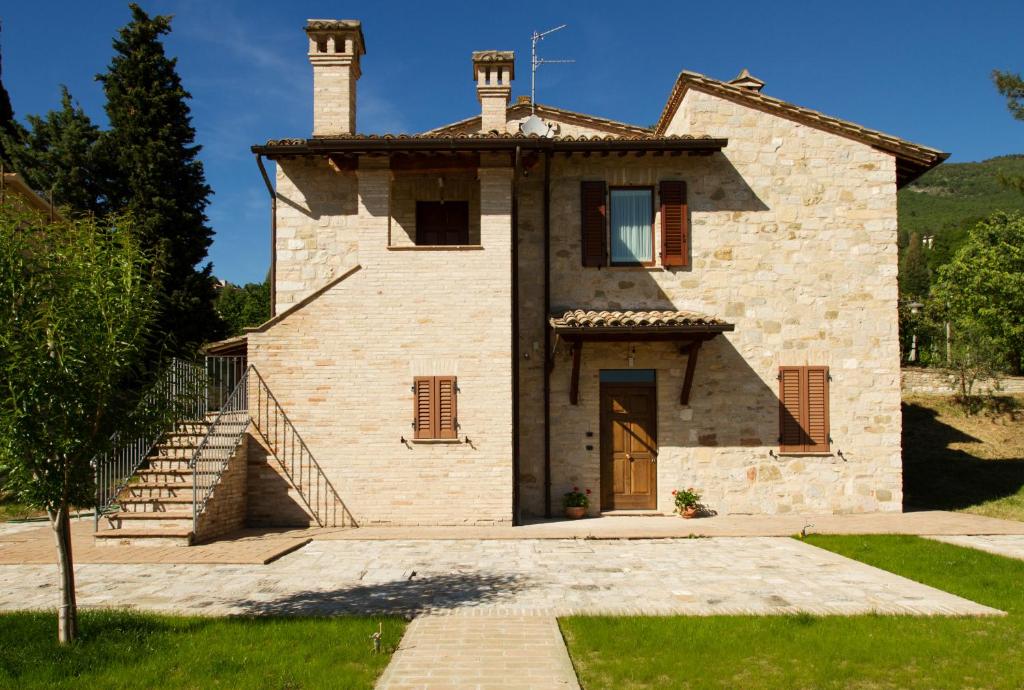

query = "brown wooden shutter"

[580,181,607,266]
[778,366,830,453]
[413,376,434,439]
[778,367,805,452]
[436,376,458,439]
[659,180,688,267]
[805,366,830,452]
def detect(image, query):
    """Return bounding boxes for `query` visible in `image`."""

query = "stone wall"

[901,369,1024,396]
[194,435,248,541]
[250,157,514,526]
[516,87,902,516]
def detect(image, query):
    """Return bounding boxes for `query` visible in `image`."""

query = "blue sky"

[3,1,1023,284]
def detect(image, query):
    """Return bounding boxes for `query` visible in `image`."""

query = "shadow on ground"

[903,401,1024,512]
[234,571,530,616]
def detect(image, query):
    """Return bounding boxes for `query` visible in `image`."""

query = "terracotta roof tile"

[550,309,727,329]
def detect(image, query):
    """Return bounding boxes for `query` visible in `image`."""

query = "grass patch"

[0,492,43,522]
[561,535,1024,689]
[903,393,1024,521]
[0,610,405,689]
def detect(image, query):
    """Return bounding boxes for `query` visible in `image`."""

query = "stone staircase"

[95,420,208,546]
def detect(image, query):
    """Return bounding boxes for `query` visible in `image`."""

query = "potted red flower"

[672,488,701,518]
[563,487,591,519]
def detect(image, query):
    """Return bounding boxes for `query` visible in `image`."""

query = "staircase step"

[95,528,193,547]
[150,446,196,459]
[118,497,192,513]
[136,469,191,482]
[146,457,192,471]
[120,483,194,499]
[105,512,193,530]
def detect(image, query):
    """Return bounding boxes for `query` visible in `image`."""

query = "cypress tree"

[0,20,23,166]
[899,231,931,299]
[98,4,225,352]
[3,87,105,215]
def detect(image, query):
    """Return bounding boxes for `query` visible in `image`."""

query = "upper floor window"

[609,188,653,265]
[580,180,689,268]
[415,201,469,246]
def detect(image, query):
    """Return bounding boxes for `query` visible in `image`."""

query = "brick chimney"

[472,51,514,133]
[305,19,366,136]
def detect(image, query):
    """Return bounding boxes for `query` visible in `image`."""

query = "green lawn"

[560,535,1024,689]
[0,610,405,689]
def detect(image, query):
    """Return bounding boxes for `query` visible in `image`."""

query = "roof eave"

[251,137,728,157]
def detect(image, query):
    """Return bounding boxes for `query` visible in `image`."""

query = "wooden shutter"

[805,366,830,453]
[778,367,805,452]
[436,376,458,439]
[580,181,607,266]
[413,376,435,439]
[659,180,689,267]
[412,376,459,439]
[778,366,830,453]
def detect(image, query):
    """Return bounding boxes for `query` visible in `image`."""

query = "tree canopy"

[931,211,1024,375]
[0,204,167,642]
[216,277,270,337]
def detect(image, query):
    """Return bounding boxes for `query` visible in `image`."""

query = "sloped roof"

[252,132,726,156]
[425,101,652,137]
[654,70,948,187]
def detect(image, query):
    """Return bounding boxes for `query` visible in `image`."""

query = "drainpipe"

[255,154,277,317]
[511,146,521,525]
[542,150,552,518]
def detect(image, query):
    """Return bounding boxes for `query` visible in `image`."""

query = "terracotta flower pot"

[681,506,698,519]
[565,506,587,520]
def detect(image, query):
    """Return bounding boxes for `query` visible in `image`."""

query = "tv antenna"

[530,24,574,115]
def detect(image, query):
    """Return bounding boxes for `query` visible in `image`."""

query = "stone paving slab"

[928,535,1024,561]
[0,522,311,565]
[0,537,1001,617]
[375,615,579,690]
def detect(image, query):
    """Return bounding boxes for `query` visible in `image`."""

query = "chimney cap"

[305,19,366,55]
[728,68,765,92]
[471,50,515,80]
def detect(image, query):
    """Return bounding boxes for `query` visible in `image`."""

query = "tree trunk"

[49,504,78,644]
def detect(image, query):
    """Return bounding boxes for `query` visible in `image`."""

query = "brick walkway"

[375,616,579,690]
[928,535,1024,561]
[0,521,311,565]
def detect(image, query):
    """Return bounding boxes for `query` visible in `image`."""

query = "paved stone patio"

[928,535,1024,561]
[375,615,579,690]
[0,536,1000,617]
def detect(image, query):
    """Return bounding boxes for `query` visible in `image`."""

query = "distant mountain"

[898,155,1024,267]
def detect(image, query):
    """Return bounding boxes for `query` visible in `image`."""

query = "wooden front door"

[600,384,658,510]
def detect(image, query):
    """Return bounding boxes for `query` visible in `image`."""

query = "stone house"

[230,19,947,527]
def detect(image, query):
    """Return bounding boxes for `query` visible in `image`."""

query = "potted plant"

[563,487,591,519]
[672,488,701,518]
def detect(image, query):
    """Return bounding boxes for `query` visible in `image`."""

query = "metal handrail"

[190,370,251,533]
[94,358,206,528]
[249,365,355,528]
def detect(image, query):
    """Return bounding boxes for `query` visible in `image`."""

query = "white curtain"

[610,189,652,263]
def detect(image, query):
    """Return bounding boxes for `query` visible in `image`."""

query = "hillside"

[898,155,1024,266]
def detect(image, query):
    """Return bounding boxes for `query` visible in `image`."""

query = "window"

[581,181,687,267]
[413,376,458,440]
[415,201,469,246]
[609,188,653,265]
[778,366,830,453]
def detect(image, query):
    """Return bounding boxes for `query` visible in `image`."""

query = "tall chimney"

[472,51,514,133]
[305,19,366,136]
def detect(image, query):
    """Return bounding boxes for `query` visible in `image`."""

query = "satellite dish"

[520,114,553,137]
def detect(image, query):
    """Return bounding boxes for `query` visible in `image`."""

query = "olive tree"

[0,205,167,643]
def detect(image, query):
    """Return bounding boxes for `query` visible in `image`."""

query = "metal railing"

[249,366,355,528]
[94,358,206,527]
[205,355,247,414]
[191,370,251,532]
